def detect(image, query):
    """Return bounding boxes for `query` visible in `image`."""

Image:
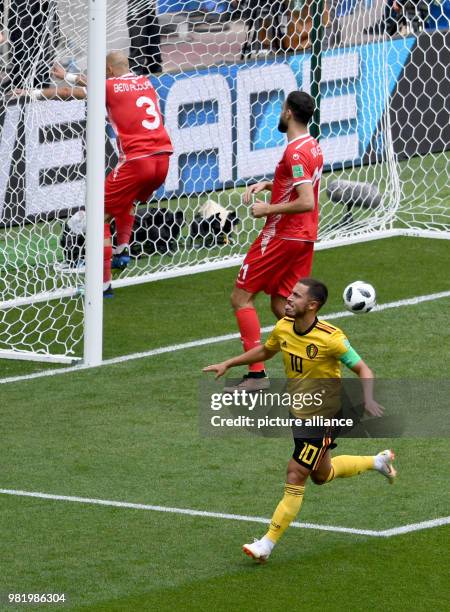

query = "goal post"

[83,0,106,367]
[0,0,448,364]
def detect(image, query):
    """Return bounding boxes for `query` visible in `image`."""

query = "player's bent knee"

[230,287,253,311]
[286,460,309,486]
[286,469,308,486]
[310,472,328,485]
[230,293,239,311]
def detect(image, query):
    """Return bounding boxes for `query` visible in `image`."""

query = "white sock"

[260,536,275,552]
[373,453,384,471]
[114,243,128,255]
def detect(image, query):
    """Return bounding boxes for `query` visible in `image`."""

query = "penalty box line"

[0,488,449,538]
[1,289,450,386]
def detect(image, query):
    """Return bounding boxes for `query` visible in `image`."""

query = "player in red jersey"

[15,51,172,297]
[230,91,323,391]
[101,51,172,295]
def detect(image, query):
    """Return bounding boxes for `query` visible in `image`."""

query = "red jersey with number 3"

[262,134,323,241]
[105,73,173,162]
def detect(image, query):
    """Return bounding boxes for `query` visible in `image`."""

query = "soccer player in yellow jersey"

[204,277,396,563]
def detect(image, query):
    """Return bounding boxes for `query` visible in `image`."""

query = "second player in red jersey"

[230,91,323,391]
[260,133,323,242]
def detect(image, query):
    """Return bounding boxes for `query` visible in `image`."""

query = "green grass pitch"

[0,236,449,611]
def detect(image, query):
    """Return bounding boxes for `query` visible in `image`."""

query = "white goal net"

[0,0,448,361]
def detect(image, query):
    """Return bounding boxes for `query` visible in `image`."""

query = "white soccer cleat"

[242,538,272,563]
[374,449,397,484]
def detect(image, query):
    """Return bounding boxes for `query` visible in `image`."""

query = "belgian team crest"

[306,343,318,359]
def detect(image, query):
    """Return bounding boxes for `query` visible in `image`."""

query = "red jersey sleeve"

[284,147,314,187]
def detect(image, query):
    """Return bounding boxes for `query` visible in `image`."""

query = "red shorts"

[104,154,170,217]
[235,234,314,297]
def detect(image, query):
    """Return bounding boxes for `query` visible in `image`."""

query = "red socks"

[103,223,112,284]
[235,307,265,373]
[115,211,135,247]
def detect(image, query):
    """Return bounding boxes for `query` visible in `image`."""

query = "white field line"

[1,289,449,386]
[0,488,448,538]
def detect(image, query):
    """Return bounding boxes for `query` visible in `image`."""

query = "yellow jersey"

[265,316,362,418]
[264,316,361,379]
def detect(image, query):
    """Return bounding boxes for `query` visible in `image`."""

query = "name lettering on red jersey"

[112,80,153,94]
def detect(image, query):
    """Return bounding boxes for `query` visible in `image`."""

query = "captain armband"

[339,346,361,368]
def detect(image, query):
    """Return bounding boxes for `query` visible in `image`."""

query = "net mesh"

[0,0,448,360]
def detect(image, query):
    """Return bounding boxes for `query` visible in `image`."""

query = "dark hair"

[298,277,328,309]
[286,91,315,125]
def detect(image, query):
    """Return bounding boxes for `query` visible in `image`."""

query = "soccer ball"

[343,281,376,313]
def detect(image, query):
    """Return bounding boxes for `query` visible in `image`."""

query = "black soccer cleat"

[223,372,270,393]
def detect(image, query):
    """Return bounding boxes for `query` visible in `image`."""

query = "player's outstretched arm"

[12,86,87,101]
[51,63,88,87]
[351,359,384,417]
[203,345,278,379]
